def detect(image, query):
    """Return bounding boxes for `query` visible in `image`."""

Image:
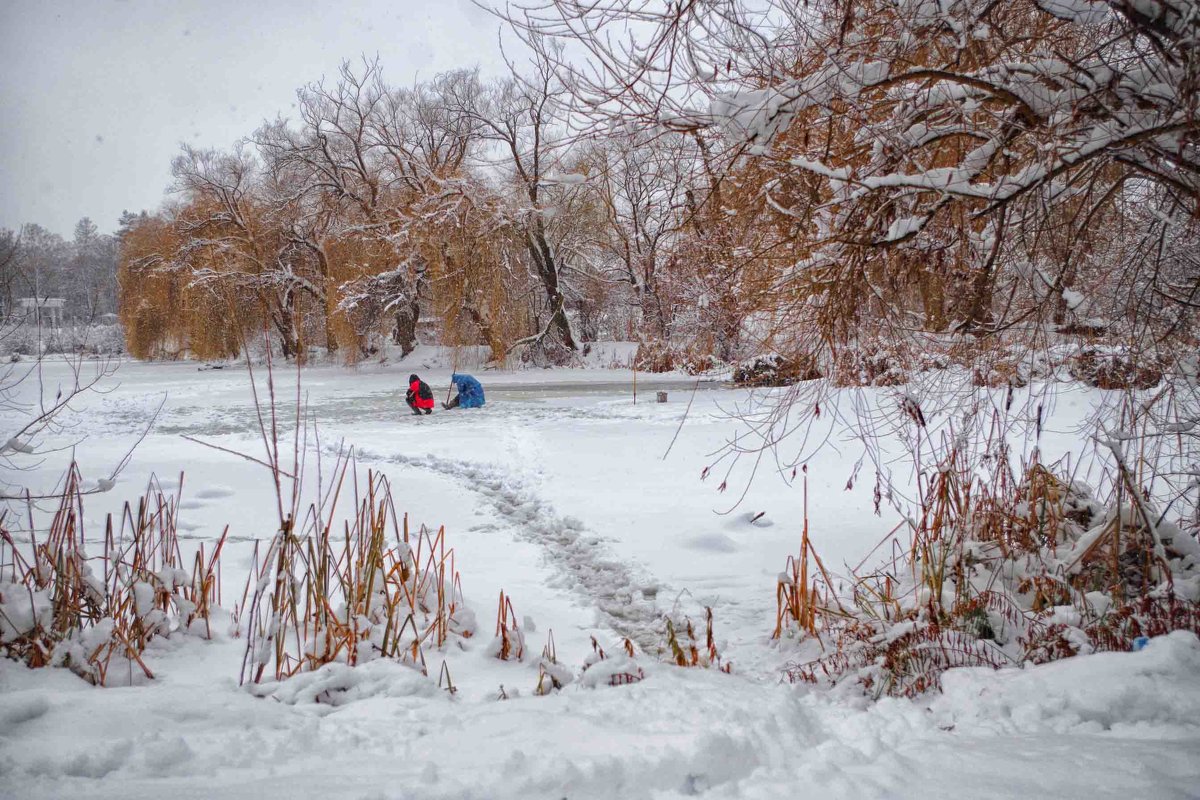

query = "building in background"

[16,297,66,327]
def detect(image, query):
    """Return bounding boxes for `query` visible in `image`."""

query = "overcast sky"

[0,0,514,238]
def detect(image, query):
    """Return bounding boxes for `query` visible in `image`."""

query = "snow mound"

[934,631,1200,735]
[0,692,51,726]
[579,653,645,688]
[684,532,740,552]
[246,659,439,706]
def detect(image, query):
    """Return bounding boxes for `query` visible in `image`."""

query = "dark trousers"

[407,397,431,415]
[445,394,461,410]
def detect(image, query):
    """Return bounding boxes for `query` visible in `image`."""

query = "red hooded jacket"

[408,377,435,409]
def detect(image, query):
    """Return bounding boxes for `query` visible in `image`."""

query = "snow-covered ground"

[1,356,1198,799]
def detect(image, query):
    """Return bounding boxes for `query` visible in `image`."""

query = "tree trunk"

[272,291,302,362]
[526,217,578,352]
[546,292,576,350]
[314,247,338,355]
[392,297,420,357]
[1052,263,1079,327]
[464,304,505,363]
[919,261,948,332]
[640,284,669,340]
[324,312,339,355]
[962,264,996,332]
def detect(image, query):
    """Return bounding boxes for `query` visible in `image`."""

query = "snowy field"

[1,356,1199,799]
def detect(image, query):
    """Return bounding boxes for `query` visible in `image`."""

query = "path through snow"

[364,443,672,653]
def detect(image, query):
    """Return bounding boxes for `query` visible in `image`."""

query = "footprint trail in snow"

[365,447,671,652]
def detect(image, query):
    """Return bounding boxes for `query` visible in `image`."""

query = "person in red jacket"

[406,373,435,415]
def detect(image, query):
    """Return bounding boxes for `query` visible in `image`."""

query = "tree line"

[117,0,1197,369]
[117,56,744,365]
[1,219,119,327]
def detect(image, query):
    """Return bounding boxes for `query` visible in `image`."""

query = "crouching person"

[444,373,485,409]
[406,373,435,415]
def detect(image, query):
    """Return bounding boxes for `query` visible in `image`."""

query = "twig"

[180,434,296,479]
[662,377,702,460]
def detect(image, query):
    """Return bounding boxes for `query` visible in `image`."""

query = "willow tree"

[255,61,484,358]
[444,45,587,361]
[117,211,252,360]
[169,145,325,361]
[410,178,529,361]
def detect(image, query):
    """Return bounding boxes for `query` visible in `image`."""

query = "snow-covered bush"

[633,339,676,373]
[832,340,908,387]
[966,343,1056,388]
[517,334,579,368]
[0,323,125,358]
[636,340,728,375]
[732,353,821,387]
[781,456,1200,698]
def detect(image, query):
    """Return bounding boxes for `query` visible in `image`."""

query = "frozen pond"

[1,356,1196,800]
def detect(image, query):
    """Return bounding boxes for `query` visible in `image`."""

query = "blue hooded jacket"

[451,373,485,408]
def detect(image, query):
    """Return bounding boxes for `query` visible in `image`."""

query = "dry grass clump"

[492,589,524,662]
[634,340,726,375]
[662,607,732,672]
[0,465,225,686]
[579,635,645,687]
[780,430,1200,698]
[223,347,474,688]
[535,608,730,695]
[1068,345,1165,390]
[239,462,474,685]
[773,475,847,640]
[534,630,574,695]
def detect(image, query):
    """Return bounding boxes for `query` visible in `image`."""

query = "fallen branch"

[180,434,296,479]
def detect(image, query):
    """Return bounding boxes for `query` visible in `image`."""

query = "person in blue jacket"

[444,373,485,409]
